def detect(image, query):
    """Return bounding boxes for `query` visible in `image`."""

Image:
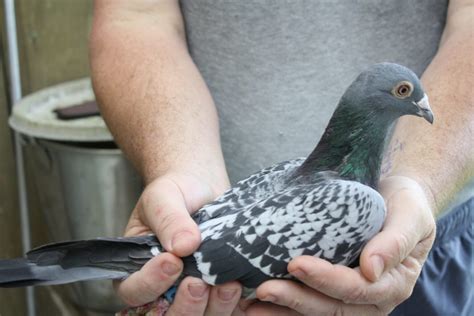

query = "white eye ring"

[392,81,413,99]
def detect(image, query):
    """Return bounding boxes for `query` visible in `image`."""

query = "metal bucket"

[23,138,142,313]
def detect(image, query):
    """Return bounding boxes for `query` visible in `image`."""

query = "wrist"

[169,167,230,198]
[148,162,230,198]
[379,173,437,215]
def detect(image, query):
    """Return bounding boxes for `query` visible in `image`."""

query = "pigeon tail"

[0,258,129,287]
[0,235,161,287]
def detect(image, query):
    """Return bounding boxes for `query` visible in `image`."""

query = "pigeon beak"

[413,94,434,124]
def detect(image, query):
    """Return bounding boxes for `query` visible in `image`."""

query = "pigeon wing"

[188,179,385,288]
[193,158,305,223]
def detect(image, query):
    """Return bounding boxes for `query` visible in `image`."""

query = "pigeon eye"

[392,81,413,99]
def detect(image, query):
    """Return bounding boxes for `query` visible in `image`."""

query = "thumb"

[360,177,435,282]
[138,177,201,257]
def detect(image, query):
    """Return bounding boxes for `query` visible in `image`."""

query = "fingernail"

[261,295,277,303]
[161,261,180,276]
[371,255,385,280]
[188,282,208,298]
[171,231,194,251]
[218,288,238,301]
[290,268,306,279]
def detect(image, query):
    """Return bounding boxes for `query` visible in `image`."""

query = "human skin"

[90,0,473,315]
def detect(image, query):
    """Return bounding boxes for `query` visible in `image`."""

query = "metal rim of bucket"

[9,78,114,142]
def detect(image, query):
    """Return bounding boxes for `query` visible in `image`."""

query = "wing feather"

[191,179,386,289]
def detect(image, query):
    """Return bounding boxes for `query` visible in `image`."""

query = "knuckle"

[394,233,411,260]
[307,273,330,290]
[287,297,304,312]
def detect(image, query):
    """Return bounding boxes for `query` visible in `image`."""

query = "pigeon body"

[0,63,434,296]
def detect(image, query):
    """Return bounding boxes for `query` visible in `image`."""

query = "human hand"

[246,175,436,315]
[115,172,242,314]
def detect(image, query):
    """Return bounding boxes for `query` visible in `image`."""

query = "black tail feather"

[0,257,132,287]
[0,235,161,288]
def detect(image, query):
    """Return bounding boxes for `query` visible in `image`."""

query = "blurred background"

[0,1,137,315]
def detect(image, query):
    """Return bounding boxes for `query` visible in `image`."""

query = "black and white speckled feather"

[184,168,386,289]
[192,158,305,223]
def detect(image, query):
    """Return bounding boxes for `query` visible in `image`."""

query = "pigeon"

[0,63,434,298]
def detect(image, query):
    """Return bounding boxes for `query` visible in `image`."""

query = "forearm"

[382,0,474,216]
[90,0,229,192]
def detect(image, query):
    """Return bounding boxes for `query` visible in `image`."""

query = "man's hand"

[246,176,436,315]
[115,172,241,314]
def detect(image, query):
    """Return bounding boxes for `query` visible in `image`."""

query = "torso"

[179,0,448,182]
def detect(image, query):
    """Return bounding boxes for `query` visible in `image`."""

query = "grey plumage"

[0,63,434,296]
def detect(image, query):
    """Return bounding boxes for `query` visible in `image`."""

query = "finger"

[115,253,183,306]
[288,256,381,304]
[205,281,242,316]
[256,279,380,316]
[360,182,435,281]
[409,230,436,262]
[245,301,301,316]
[166,277,210,316]
[289,253,423,310]
[139,178,201,256]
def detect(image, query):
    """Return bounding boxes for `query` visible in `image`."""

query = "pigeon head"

[298,63,434,187]
[341,63,434,124]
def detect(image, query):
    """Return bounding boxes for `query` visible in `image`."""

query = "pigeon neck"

[297,103,394,188]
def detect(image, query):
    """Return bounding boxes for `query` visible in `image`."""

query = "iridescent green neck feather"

[296,99,396,188]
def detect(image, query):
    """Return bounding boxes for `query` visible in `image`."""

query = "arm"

[90,1,241,312]
[383,0,474,215]
[90,0,229,191]
[248,1,473,314]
